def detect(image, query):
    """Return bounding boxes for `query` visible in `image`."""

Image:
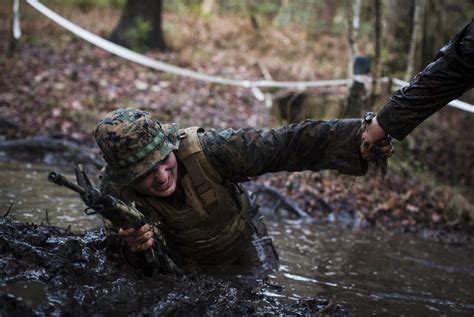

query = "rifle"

[48,164,176,274]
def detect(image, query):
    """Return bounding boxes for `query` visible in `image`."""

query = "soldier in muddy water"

[95,107,393,274]
[95,19,473,275]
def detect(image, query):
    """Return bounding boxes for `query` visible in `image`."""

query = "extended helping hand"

[118,223,154,253]
[360,116,394,161]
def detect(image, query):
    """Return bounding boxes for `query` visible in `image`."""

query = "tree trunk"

[109,0,167,52]
[273,0,289,26]
[405,0,426,81]
[201,0,217,15]
[345,0,364,117]
[346,0,361,79]
[8,0,21,57]
[246,0,260,30]
[383,0,413,73]
[345,81,366,118]
[370,0,382,108]
[421,0,446,66]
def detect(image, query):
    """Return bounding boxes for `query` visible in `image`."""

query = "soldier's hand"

[360,116,394,161]
[118,223,154,253]
[367,137,394,160]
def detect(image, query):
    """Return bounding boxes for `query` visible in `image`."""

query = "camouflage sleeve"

[199,119,367,183]
[377,19,474,140]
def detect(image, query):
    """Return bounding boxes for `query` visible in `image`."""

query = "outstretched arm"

[367,20,474,143]
[200,119,369,183]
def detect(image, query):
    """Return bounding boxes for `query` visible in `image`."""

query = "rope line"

[26,0,474,113]
[26,0,350,91]
[13,0,21,39]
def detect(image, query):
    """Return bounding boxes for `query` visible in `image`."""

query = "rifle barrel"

[48,169,176,272]
[48,172,86,195]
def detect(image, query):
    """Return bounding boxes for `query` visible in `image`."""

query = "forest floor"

[0,3,473,244]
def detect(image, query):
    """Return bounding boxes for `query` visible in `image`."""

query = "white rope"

[13,0,21,39]
[26,0,474,113]
[26,0,350,92]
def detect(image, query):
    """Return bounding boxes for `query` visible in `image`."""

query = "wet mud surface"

[2,212,474,316]
[0,217,345,316]
[1,151,473,315]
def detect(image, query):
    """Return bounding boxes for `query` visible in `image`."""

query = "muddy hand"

[361,135,394,161]
[118,223,154,253]
[370,137,394,160]
[360,115,394,161]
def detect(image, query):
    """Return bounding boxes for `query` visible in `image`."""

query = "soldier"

[361,19,474,155]
[95,108,393,273]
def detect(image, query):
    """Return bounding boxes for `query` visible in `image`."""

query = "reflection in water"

[1,158,473,315]
[0,159,102,232]
[0,281,48,307]
[267,219,474,315]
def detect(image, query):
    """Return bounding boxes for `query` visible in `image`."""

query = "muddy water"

[1,159,473,315]
[0,159,102,232]
[266,219,474,315]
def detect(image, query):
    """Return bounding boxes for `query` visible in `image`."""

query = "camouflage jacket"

[199,118,367,181]
[102,118,367,196]
[377,19,474,140]
[101,118,366,268]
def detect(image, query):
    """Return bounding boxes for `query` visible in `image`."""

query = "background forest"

[1,1,474,315]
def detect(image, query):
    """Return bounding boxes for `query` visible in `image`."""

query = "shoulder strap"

[177,127,221,209]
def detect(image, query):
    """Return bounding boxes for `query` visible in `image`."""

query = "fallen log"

[0,136,104,168]
[244,183,311,219]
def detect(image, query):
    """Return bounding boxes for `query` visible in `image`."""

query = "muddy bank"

[249,174,474,248]
[0,216,345,316]
[2,212,474,316]
[0,136,103,168]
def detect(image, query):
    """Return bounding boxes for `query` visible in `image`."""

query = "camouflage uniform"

[96,108,367,271]
[378,19,474,140]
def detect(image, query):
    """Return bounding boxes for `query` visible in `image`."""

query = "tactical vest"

[142,127,253,265]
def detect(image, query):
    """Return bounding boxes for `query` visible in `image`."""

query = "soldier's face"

[131,152,178,197]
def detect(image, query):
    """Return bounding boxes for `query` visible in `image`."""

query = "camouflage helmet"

[95,108,179,187]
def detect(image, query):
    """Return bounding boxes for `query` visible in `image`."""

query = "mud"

[0,216,345,316]
[1,148,473,315]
